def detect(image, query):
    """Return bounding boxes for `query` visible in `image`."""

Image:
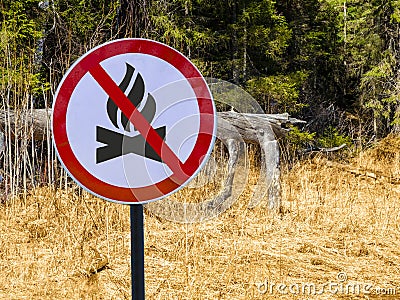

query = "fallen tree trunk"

[0,109,305,212]
[0,109,302,142]
[0,108,51,141]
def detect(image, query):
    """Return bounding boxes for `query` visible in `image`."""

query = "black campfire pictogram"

[96,63,166,163]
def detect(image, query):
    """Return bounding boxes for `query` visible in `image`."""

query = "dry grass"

[1,137,400,299]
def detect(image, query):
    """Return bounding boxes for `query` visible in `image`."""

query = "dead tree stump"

[217,112,304,210]
[0,109,304,211]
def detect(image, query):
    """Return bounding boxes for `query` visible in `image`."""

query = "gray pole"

[130,204,145,299]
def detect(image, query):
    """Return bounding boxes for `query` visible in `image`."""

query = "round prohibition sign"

[52,39,217,204]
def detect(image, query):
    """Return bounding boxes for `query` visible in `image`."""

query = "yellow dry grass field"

[0,137,400,299]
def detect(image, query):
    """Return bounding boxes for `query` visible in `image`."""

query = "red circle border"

[52,39,216,203]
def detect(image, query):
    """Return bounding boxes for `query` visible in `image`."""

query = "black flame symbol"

[96,63,166,163]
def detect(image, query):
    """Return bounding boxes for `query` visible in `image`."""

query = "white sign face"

[52,39,217,204]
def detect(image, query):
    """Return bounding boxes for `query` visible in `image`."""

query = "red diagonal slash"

[89,64,189,182]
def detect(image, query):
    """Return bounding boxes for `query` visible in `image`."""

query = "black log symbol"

[96,63,166,164]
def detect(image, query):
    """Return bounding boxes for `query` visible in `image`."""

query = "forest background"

[1,0,400,148]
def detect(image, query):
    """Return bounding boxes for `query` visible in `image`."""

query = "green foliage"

[150,0,292,84]
[0,0,43,46]
[361,52,396,119]
[285,126,316,159]
[331,0,400,135]
[49,0,118,59]
[391,0,400,22]
[247,71,308,114]
[287,126,316,147]
[317,126,352,148]
[0,0,118,108]
[0,0,46,107]
[240,0,291,61]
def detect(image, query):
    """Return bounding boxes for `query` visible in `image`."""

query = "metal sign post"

[130,204,145,300]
